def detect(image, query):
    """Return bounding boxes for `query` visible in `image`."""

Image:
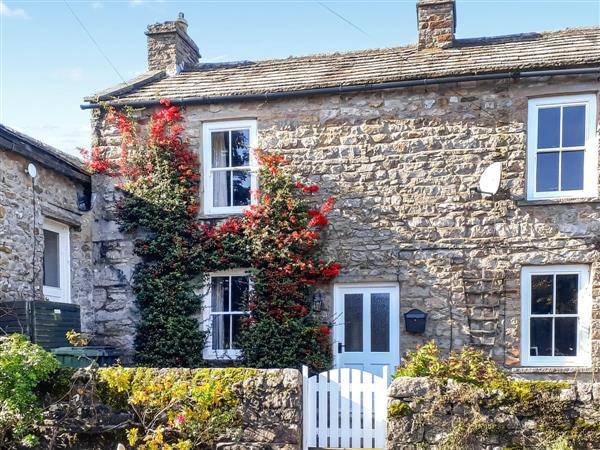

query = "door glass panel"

[43,229,60,287]
[530,318,552,356]
[556,274,578,314]
[371,293,390,352]
[531,275,553,314]
[344,293,363,352]
[554,317,577,356]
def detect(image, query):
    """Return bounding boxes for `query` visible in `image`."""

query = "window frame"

[202,120,258,215]
[520,265,591,367]
[42,218,71,303]
[201,269,251,360]
[527,94,597,200]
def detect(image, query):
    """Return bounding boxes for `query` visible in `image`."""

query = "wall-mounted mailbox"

[404,308,427,334]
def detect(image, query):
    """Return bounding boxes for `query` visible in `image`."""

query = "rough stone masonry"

[89,73,600,376]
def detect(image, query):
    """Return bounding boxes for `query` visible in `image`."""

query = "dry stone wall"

[90,74,600,373]
[387,375,600,449]
[42,368,302,450]
[0,149,94,330]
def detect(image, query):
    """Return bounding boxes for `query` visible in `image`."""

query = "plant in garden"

[84,100,340,370]
[0,334,59,448]
[98,367,256,449]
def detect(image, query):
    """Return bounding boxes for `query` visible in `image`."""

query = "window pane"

[370,293,390,352]
[232,171,251,206]
[43,229,60,288]
[211,276,229,312]
[211,315,231,350]
[561,150,584,191]
[555,317,577,357]
[556,274,578,314]
[213,171,231,207]
[231,276,249,311]
[344,293,363,352]
[531,275,553,314]
[537,107,560,149]
[536,152,559,192]
[211,131,230,168]
[232,314,244,349]
[562,105,585,147]
[231,129,250,167]
[530,318,552,356]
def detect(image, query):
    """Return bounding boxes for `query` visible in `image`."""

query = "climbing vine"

[84,101,339,369]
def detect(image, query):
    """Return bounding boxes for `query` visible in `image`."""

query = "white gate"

[302,366,389,449]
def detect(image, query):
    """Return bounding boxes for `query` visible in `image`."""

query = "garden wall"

[387,376,600,449]
[41,368,302,450]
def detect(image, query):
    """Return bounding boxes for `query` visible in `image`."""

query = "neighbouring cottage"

[0,124,94,347]
[77,0,600,377]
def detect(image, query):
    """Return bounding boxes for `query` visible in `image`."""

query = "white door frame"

[333,282,400,376]
[42,218,71,303]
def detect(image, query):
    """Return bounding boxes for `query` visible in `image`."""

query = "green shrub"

[97,367,257,449]
[0,334,59,447]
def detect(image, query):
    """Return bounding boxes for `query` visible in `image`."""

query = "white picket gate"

[302,366,389,449]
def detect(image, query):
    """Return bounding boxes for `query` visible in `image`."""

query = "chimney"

[416,0,456,50]
[145,13,200,75]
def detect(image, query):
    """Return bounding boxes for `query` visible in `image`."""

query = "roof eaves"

[84,70,165,102]
[0,124,91,186]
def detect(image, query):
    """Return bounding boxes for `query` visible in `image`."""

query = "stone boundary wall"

[387,376,600,449]
[43,368,302,450]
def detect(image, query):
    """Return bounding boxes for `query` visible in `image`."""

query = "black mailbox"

[404,309,427,334]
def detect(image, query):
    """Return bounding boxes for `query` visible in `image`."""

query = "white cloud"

[0,1,28,18]
[91,1,103,9]
[129,0,144,5]
[54,67,84,82]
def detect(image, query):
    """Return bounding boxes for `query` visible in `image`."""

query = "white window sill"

[516,197,600,207]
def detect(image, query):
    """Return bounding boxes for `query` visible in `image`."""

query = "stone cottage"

[81,0,600,377]
[0,124,94,346]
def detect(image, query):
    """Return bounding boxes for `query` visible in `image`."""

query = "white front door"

[42,218,71,303]
[334,283,400,377]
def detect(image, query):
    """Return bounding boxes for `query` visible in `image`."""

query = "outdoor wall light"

[404,308,427,334]
[312,292,324,313]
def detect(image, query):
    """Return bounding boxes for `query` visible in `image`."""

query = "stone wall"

[89,74,600,373]
[42,368,302,450]
[387,376,600,449]
[0,149,94,331]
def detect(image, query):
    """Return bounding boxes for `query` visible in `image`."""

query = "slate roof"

[0,123,90,185]
[85,27,600,106]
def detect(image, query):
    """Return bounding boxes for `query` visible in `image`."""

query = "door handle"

[337,342,344,354]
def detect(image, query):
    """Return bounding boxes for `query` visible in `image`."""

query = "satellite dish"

[478,162,502,197]
[26,163,37,178]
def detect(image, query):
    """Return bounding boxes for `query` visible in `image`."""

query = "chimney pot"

[146,13,200,75]
[416,0,456,50]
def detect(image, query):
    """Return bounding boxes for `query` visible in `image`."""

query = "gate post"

[302,365,309,450]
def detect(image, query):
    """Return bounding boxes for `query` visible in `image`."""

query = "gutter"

[81,67,600,110]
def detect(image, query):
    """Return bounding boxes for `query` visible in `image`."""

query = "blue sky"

[1,0,598,157]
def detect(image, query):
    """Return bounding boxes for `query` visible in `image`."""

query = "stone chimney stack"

[146,13,200,75]
[417,0,456,50]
